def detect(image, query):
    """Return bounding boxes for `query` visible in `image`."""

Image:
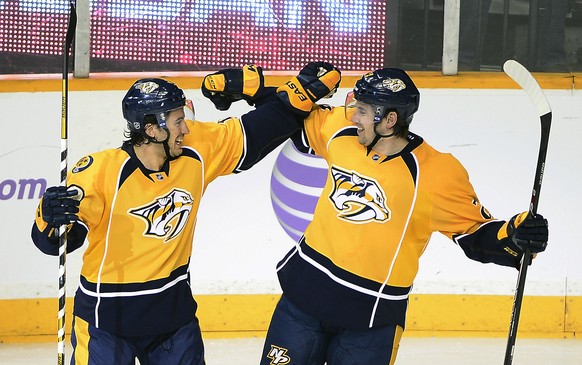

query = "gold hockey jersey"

[70,119,242,336]
[277,106,518,329]
[32,102,299,336]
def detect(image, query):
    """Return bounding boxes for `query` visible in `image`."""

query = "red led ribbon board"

[0,0,69,56]
[1,0,386,71]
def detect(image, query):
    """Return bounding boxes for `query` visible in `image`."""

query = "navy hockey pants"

[260,296,403,365]
[70,316,205,365]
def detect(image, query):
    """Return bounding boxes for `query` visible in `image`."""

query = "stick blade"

[503,60,551,116]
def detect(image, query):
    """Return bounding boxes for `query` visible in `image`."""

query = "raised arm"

[201,62,340,171]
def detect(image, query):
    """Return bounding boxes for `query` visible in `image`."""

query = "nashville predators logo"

[329,166,390,223]
[135,80,160,94]
[129,188,194,243]
[266,345,290,365]
[381,77,407,92]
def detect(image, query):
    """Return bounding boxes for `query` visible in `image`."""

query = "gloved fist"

[277,61,341,117]
[507,212,548,253]
[41,186,82,226]
[297,61,342,99]
[201,64,264,111]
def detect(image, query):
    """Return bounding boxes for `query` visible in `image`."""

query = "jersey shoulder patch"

[72,155,94,174]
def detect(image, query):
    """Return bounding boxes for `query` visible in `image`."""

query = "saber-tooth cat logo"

[329,166,390,223]
[129,188,194,243]
[267,345,291,365]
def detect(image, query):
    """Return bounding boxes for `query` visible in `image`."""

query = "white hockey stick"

[502,60,552,365]
[58,2,76,364]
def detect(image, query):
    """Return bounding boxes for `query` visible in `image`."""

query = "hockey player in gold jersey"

[273,68,549,364]
[31,63,340,365]
[211,67,549,365]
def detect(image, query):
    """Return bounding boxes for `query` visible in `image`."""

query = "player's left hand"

[201,65,264,111]
[276,61,341,117]
[507,212,548,253]
[297,61,342,100]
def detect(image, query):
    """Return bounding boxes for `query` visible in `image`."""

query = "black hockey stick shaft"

[502,60,552,365]
[58,2,76,364]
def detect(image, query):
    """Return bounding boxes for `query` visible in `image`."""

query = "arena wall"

[0,73,580,341]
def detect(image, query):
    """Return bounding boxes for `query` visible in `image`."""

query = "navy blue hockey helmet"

[351,68,420,124]
[122,78,186,133]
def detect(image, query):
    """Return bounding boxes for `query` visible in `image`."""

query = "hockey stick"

[58,2,77,364]
[502,60,552,365]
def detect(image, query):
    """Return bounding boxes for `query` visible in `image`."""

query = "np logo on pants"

[267,345,291,364]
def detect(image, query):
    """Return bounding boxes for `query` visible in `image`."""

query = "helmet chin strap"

[149,128,172,159]
[368,123,395,149]
[367,107,397,149]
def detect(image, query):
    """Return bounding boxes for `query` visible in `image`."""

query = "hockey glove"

[505,212,549,254]
[202,64,264,111]
[41,186,81,226]
[276,61,341,117]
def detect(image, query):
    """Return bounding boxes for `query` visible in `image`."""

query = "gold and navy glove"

[201,64,264,111]
[276,61,341,117]
[500,211,548,256]
[41,186,82,226]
